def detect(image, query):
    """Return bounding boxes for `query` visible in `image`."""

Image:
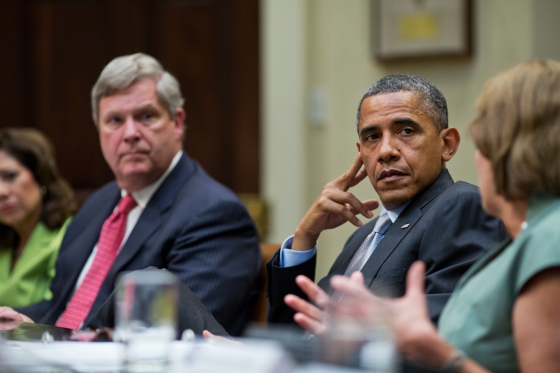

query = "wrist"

[292,228,318,252]
[440,349,467,373]
[415,332,456,367]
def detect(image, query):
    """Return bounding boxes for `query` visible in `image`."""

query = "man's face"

[356,91,449,210]
[98,78,184,192]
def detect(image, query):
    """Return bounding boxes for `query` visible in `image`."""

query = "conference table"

[0,323,439,373]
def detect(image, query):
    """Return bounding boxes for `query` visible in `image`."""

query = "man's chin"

[115,166,156,190]
[376,189,414,210]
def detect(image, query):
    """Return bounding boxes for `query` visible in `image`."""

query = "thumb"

[349,271,365,285]
[405,261,426,297]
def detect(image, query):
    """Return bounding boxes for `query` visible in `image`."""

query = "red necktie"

[56,195,137,329]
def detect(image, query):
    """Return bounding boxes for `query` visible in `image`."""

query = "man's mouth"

[378,169,407,182]
[120,151,148,159]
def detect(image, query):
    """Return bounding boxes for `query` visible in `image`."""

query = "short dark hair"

[0,128,77,248]
[356,74,448,132]
[469,59,560,200]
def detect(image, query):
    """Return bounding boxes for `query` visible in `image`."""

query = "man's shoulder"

[423,179,492,226]
[421,179,482,213]
[441,180,481,199]
[175,160,242,205]
[78,181,120,211]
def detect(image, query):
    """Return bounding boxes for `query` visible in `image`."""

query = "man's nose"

[377,135,400,162]
[122,117,141,142]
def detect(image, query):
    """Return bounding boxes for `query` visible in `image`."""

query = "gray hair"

[91,53,185,125]
[356,74,448,132]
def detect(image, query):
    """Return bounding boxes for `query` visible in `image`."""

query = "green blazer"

[0,218,71,308]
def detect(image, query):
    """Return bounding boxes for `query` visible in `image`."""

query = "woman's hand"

[0,306,34,330]
[330,262,455,367]
[284,275,331,335]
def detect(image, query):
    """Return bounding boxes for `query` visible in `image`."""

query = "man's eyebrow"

[393,117,419,127]
[133,104,159,113]
[359,124,379,136]
[359,118,420,136]
[101,104,158,120]
[101,110,121,121]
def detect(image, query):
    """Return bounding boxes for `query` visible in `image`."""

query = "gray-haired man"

[1,53,261,336]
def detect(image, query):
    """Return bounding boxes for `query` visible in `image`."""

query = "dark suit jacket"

[19,153,261,336]
[267,169,507,325]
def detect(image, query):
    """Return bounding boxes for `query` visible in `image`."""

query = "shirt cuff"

[279,235,317,267]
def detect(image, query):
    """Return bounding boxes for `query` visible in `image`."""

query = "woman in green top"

[329,60,560,372]
[0,128,76,309]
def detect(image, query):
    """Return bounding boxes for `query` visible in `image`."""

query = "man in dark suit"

[267,74,506,332]
[0,53,260,336]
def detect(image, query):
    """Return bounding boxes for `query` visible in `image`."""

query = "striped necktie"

[344,213,392,275]
[56,195,137,329]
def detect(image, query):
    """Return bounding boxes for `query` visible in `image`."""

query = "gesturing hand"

[292,155,379,251]
[284,275,330,335]
[330,262,451,367]
[284,273,367,336]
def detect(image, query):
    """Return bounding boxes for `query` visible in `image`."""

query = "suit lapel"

[359,169,455,287]
[109,154,195,274]
[361,207,422,286]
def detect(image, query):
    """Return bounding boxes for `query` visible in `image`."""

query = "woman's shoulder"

[510,200,560,294]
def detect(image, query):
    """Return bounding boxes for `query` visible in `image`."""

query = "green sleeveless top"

[0,218,71,308]
[439,194,560,372]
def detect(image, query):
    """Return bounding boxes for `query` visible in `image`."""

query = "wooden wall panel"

[0,0,259,197]
[28,1,113,189]
[0,3,25,129]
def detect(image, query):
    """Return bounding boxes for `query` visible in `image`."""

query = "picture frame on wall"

[371,0,473,62]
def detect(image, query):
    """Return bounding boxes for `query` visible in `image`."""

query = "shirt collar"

[380,200,411,223]
[121,150,183,208]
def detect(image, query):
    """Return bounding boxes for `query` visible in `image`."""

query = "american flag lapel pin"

[401,223,410,229]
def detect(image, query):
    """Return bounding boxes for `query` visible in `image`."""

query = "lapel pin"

[401,223,410,229]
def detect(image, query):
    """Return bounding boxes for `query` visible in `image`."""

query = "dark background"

[0,0,260,203]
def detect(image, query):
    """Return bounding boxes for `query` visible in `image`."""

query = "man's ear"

[440,127,460,162]
[173,108,186,140]
[356,141,361,153]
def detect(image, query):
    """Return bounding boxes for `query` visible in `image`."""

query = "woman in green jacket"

[0,128,76,308]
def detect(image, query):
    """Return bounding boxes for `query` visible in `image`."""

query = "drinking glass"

[115,270,178,372]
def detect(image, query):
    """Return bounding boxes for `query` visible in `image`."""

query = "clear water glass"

[115,270,178,372]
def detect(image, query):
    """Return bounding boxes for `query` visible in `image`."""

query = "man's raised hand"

[292,155,379,251]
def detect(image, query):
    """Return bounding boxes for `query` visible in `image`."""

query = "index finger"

[334,154,366,191]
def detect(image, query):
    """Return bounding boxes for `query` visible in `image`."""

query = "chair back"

[250,243,280,324]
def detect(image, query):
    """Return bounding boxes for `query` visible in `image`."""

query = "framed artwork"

[371,0,473,61]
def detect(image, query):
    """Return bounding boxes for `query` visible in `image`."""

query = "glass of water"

[115,269,178,372]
